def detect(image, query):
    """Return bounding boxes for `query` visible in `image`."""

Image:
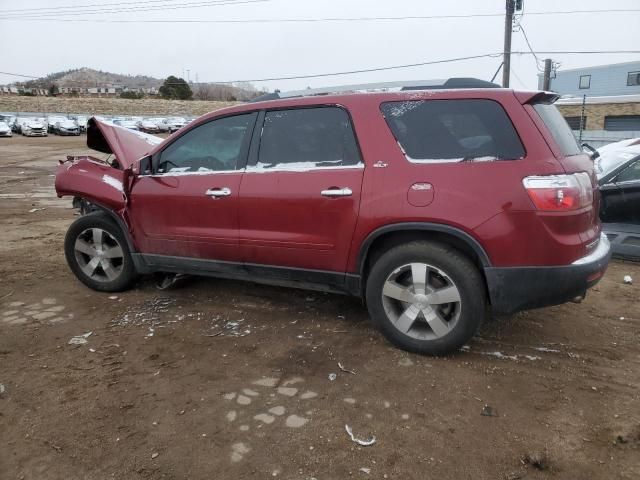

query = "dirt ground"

[0,135,639,480]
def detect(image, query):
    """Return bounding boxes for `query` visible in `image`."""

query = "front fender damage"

[55,157,127,211]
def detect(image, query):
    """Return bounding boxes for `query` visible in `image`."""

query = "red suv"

[55,78,611,355]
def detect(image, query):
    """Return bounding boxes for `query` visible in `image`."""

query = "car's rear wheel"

[365,241,486,355]
[64,212,137,292]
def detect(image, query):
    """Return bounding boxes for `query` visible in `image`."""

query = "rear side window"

[256,107,361,169]
[533,103,581,156]
[380,99,525,162]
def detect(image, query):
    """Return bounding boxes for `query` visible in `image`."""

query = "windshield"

[595,148,640,179]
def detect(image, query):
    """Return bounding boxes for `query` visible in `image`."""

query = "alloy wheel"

[381,262,462,340]
[74,228,124,283]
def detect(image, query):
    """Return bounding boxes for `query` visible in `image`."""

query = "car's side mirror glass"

[138,155,152,175]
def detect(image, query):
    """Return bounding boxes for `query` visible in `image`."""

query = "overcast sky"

[0,0,638,92]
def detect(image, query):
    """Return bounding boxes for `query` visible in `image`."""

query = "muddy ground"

[0,135,639,480]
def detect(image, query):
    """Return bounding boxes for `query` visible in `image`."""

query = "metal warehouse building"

[538,61,640,145]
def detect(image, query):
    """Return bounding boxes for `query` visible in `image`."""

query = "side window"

[616,159,640,183]
[256,107,361,169]
[380,99,525,162]
[158,113,256,174]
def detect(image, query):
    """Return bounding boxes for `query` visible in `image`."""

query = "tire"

[365,241,486,355]
[64,212,138,292]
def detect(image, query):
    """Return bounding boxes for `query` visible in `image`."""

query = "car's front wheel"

[365,241,486,355]
[64,212,137,292]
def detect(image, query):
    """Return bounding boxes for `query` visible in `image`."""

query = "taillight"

[523,173,593,211]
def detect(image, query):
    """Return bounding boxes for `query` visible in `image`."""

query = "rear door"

[128,112,257,260]
[237,106,364,272]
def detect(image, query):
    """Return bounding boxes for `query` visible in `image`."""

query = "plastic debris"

[28,208,46,213]
[151,452,159,459]
[338,362,357,375]
[481,404,498,417]
[0,383,5,395]
[328,373,337,381]
[623,275,633,284]
[359,467,371,474]
[345,424,376,446]
[68,332,93,345]
[156,273,190,290]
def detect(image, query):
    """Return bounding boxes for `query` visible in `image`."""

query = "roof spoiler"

[515,91,560,105]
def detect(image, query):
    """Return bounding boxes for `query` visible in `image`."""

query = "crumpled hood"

[87,117,163,168]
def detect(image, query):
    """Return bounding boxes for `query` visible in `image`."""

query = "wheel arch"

[357,223,491,295]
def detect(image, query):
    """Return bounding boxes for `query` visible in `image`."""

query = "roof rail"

[249,77,500,103]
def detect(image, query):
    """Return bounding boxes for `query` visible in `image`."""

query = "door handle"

[321,187,353,197]
[205,187,231,197]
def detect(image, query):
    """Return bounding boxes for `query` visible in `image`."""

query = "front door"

[601,158,640,224]
[238,106,364,273]
[129,112,257,260]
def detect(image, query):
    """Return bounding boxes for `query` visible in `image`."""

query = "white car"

[0,121,12,137]
[114,119,139,130]
[71,115,89,132]
[47,116,68,133]
[163,117,187,132]
[21,119,48,137]
[146,117,170,132]
[56,119,81,136]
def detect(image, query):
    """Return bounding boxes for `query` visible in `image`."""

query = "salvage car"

[55,79,611,355]
[596,139,640,224]
[47,116,68,133]
[0,121,12,137]
[163,117,186,132]
[137,119,161,134]
[146,118,170,132]
[56,119,81,136]
[113,119,139,130]
[21,118,47,137]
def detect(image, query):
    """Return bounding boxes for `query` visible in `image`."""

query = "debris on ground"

[623,275,633,284]
[156,273,190,290]
[481,405,499,417]
[68,332,93,345]
[523,450,550,471]
[28,207,46,213]
[328,373,337,381]
[338,362,357,375]
[151,452,159,459]
[359,467,371,474]
[345,424,376,446]
[0,383,5,396]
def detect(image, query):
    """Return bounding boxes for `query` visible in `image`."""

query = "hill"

[19,68,162,89]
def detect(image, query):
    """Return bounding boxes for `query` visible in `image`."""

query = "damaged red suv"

[55,78,611,355]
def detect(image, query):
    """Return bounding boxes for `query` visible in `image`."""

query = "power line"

[2,0,186,14]
[517,24,544,72]
[1,8,639,21]
[3,51,640,85]
[0,0,269,19]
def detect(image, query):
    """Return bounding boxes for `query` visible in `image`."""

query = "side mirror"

[581,142,600,161]
[137,155,152,175]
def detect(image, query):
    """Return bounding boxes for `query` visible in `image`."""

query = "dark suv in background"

[55,78,610,355]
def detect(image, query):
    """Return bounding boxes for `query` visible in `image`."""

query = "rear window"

[380,99,525,162]
[533,103,582,156]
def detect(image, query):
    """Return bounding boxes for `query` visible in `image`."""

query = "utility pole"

[502,0,514,88]
[542,58,552,90]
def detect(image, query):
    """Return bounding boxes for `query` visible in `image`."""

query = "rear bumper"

[485,233,611,314]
